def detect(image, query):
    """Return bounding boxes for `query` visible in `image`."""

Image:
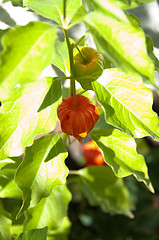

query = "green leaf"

[115,0,154,9]
[0,22,56,100]
[69,4,87,26]
[84,6,155,86]
[0,158,22,198]
[0,77,61,160]
[91,128,153,192]
[24,185,71,233]
[47,217,71,240]
[78,166,134,218]
[92,69,159,141]
[0,29,8,52]
[11,0,23,6]
[15,134,68,217]
[127,14,141,27]
[23,0,82,26]
[0,6,16,27]
[146,35,159,72]
[16,227,48,240]
[52,40,69,75]
[0,200,11,240]
[89,0,130,22]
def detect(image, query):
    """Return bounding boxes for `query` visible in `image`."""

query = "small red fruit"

[57,94,100,142]
[82,140,105,166]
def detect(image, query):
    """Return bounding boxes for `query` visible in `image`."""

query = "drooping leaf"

[92,69,159,141]
[16,227,48,240]
[78,166,134,218]
[15,134,68,217]
[0,200,11,240]
[90,127,154,192]
[0,77,61,160]
[23,0,82,26]
[0,6,16,27]
[146,35,159,72]
[24,185,71,234]
[0,22,56,100]
[127,13,141,27]
[84,3,155,86]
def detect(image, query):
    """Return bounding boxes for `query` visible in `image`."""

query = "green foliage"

[84,7,155,86]
[52,40,69,75]
[0,0,159,239]
[0,200,11,240]
[78,166,134,217]
[23,0,82,26]
[116,0,155,9]
[0,22,57,100]
[24,185,71,235]
[0,158,22,198]
[92,129,153,192]
[15,134,68,217]
[16,227,48,240]
[92,69,159,141]
[0,77,61,160]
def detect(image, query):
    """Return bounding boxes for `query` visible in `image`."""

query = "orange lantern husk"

[57,94,100,142]
[82,140,106,166]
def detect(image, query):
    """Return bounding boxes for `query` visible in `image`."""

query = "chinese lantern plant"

[57,94,100,142]
[0,0,159,239]
[82,140,106,166]
[68,46,104,90]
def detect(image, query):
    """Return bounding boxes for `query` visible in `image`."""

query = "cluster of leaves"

[0,0,159,239]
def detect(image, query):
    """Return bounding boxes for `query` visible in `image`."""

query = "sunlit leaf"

[0,29,8,52]
[90,128,154,192]
[0,77,61,160]
[146,35,159,72]
[90,0,130,22]
[52,40,69,75]
[84,6,155,86]
[0,22,56,100]
[115,0,154,9]
[93,69,159,141]
[78,166,134,217]
[16,227,48,240]
[24,185,71,234]
[15,134,68,217]
[23,0,82,26]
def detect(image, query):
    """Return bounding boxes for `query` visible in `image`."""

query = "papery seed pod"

[82,140,106,166]
[57,94,100,142]
[73,47,104,90]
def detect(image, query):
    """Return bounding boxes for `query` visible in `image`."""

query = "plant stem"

[63,0,66,21]
[73,31,89,47]
[63,1,77,103]
[62,133,68,146]
[64,29,76,101]
[69,170,79,175]
[53,76,71,81]
[76,45,87,62]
